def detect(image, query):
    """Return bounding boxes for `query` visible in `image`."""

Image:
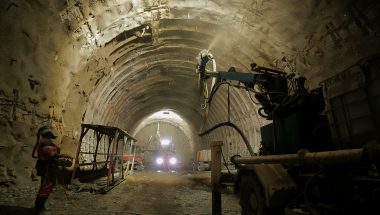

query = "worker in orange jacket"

[32,126,60,214]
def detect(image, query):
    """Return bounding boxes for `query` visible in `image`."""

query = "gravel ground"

[0,170,241,215]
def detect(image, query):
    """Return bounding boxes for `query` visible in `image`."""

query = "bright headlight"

[169,157,177,165]
[156,157,164,165]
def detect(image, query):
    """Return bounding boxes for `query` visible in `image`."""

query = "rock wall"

[0,1,81,185]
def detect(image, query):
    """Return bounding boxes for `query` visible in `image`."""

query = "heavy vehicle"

[196,50,380,215]
[196,149,211,171]
[144,149,179,171]
[153,150,178,171]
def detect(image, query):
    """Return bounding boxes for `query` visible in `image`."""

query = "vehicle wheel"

[240,173,267,215]
[197,163,204,171]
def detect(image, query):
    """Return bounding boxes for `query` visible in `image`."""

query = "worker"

[32,125,60,214]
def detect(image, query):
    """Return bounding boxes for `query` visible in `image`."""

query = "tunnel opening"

[132,109,197,170]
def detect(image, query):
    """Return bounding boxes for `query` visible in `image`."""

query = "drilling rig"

[196,50,380,215]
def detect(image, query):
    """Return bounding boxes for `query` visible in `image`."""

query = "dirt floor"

[0,170,241,215]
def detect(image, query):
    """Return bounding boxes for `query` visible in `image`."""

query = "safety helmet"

[37,126,57,139]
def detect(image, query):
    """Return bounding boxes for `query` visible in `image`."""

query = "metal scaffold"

[70,124,137,191]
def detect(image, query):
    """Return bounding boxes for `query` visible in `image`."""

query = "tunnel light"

[156,157,164,165]
[169,157,177,165]
[161,139,171,146]
[147,110,182,120]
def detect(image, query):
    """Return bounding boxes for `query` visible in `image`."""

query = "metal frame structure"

[70,124,137,191]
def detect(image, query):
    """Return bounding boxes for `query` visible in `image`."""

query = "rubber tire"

[197,163,204,171]
[240,173,267,215]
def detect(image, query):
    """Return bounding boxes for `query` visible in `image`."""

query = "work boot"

[34,196,47,214]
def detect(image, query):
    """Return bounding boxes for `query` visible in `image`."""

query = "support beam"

[92,131,102,171]
[130,143,136,174]
[125,139,134,176]
[211,141,223,215]
[71,126,89,184]
[108,130,119,186]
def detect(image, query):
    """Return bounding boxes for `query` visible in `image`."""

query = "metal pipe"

[232,148,364,165]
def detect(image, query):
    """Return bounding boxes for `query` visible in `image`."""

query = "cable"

[199,121,255,156]
[32,136,40,158]
[248,90,260,105]
[200,81,257,156]
[258,107,269,118]
[207,81,229,107]
[221,148,231,174]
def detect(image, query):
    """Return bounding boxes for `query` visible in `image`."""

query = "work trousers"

[34,162,57,211]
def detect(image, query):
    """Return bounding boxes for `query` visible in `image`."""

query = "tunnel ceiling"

[1,0,380,144]
[79,0,380,135]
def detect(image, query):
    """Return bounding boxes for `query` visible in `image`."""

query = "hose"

[199,121,255,156]
[32,136,40,158]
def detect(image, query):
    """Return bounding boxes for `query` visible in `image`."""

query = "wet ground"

[0,170,241,215]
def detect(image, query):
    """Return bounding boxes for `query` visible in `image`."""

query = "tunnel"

[1,0,380,215]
